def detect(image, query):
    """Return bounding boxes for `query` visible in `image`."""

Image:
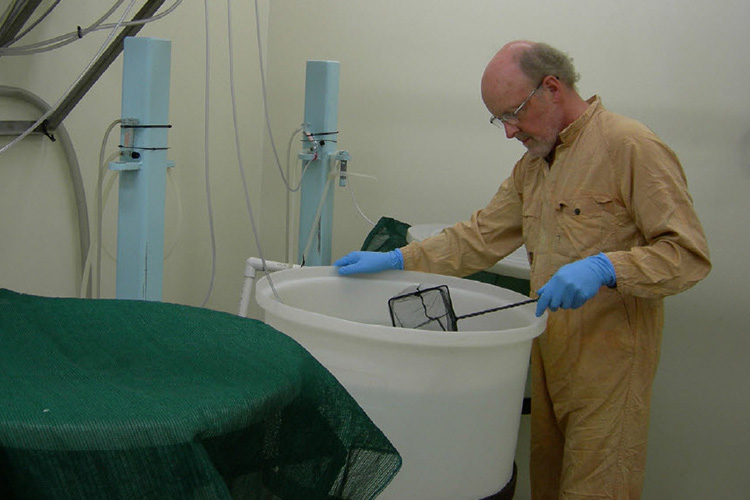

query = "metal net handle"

[455,298,538,321]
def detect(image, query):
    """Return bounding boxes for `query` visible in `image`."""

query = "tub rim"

[255,267,546,348]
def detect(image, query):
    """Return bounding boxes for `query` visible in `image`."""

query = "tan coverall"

[400,97,711,499]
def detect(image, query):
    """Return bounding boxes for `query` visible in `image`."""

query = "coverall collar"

[542,96,601,165]
[558,95,601,146]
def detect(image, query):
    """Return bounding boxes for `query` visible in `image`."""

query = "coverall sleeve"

[400,174,525,276]
[605,134,711,298]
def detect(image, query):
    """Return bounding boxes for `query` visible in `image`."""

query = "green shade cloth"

[359,217,410,253]
[0,289,401,500]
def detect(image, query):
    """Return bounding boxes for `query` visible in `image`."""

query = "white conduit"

[238,257,299,318]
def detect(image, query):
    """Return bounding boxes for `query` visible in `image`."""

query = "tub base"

[480,462,517,500]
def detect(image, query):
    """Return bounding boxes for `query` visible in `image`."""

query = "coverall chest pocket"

[555,194,615,256]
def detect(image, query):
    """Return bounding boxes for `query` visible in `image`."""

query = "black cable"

[307,131,339,136]
[120,124,172,129]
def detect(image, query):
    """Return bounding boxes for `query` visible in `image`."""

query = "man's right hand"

[334,250,404,275]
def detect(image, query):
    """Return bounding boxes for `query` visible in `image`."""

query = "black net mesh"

[388,284,458,331]
[0,289,401,500]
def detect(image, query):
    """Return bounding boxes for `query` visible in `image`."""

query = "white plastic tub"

[256,267,545,500]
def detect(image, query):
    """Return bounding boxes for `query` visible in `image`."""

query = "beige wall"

[1,1,747,498]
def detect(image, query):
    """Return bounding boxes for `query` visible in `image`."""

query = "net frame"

[388,283,538,332]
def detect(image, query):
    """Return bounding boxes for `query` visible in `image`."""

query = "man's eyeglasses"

[490,81,544,127]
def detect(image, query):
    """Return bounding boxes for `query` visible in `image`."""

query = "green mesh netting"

[359,217,410,253]
[0,289,401,500]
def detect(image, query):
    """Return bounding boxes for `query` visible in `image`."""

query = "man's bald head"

[480,41,588,159]
[482,41,580,106]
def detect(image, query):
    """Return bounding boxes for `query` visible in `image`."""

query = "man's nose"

[503,122,520,139]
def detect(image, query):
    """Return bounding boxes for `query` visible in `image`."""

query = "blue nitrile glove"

[535,253,616,317]
[335,249,404,275]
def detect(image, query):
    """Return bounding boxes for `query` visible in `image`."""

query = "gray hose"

[0,85,91,297]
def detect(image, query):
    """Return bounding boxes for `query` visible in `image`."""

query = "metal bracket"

[0,1,169,141]
[0,0,43,49]
[333,150,351,187]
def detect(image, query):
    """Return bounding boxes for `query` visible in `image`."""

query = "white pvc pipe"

[238,257,299,317]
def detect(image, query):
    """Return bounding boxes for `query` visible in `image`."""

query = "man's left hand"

[535,253,616,317]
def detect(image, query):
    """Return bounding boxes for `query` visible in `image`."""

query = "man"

[335,41,710,498]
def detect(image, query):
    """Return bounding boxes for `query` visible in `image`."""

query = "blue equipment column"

[111,37,172,300]
[298,60,340,266]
